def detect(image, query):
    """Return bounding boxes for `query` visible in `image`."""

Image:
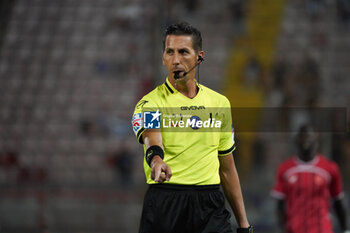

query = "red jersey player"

[271,125,349,233]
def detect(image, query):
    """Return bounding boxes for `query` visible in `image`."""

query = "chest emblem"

[288,175,298,184]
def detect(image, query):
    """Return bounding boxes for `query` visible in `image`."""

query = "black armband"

[145,145,164,167]
[237,226,253,233]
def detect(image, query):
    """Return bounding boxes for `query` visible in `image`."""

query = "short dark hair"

[163,22,202,52]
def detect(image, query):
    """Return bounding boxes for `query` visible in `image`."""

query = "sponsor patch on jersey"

[132,113,143,134]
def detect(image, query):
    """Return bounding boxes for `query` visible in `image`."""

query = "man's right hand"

[142,129,171,183]
[150,155,172,183]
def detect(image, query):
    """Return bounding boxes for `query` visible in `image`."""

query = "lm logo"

[143,110,161,129]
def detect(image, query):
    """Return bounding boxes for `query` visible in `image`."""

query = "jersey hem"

[146,181,221,185]
[148,183,220,191]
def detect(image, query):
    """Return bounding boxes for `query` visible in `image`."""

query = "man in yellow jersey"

[131,22,252,233]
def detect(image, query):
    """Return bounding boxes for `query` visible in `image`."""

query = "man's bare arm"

[142,129,172,183]
[276,199,286,233]
[334,198,348,232]
[219,154,250,228]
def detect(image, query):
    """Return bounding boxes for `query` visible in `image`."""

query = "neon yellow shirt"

[132,78,235,185]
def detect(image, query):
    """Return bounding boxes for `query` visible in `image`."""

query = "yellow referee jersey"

[132,78,235,185]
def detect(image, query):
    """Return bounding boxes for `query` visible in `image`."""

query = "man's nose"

[172,53,180,65]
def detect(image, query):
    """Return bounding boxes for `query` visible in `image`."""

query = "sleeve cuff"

[137,127,145,144]
[271,190,286,199]
[218,144,236,156]
[333,191,344,200]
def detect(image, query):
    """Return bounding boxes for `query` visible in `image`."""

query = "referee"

[131,22,252,233]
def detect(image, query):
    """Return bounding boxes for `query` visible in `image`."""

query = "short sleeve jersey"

[271,155,343,233]
[132,78,235,185]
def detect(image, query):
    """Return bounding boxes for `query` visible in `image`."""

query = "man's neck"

[298,151,316,162]
[169,77,198,99]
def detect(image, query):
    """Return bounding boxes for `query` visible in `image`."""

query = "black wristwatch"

[237,225,253,233]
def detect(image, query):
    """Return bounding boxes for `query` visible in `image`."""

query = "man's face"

[296,127,318,160]
[162,35,203,81]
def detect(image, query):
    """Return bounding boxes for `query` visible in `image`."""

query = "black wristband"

[237,226,253,233]
[145,145,164,167]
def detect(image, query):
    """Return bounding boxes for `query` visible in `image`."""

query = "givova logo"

[143,110,161,129]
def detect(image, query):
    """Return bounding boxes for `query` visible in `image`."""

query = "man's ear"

[198,51,204,61]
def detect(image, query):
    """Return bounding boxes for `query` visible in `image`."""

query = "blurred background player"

[271,124,349,233]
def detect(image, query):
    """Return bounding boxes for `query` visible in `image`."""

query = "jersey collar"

[165,77,201,95]
[294,154,320,165]
[165,77,176,94]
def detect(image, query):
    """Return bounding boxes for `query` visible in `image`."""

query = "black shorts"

[139,184,233,233]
